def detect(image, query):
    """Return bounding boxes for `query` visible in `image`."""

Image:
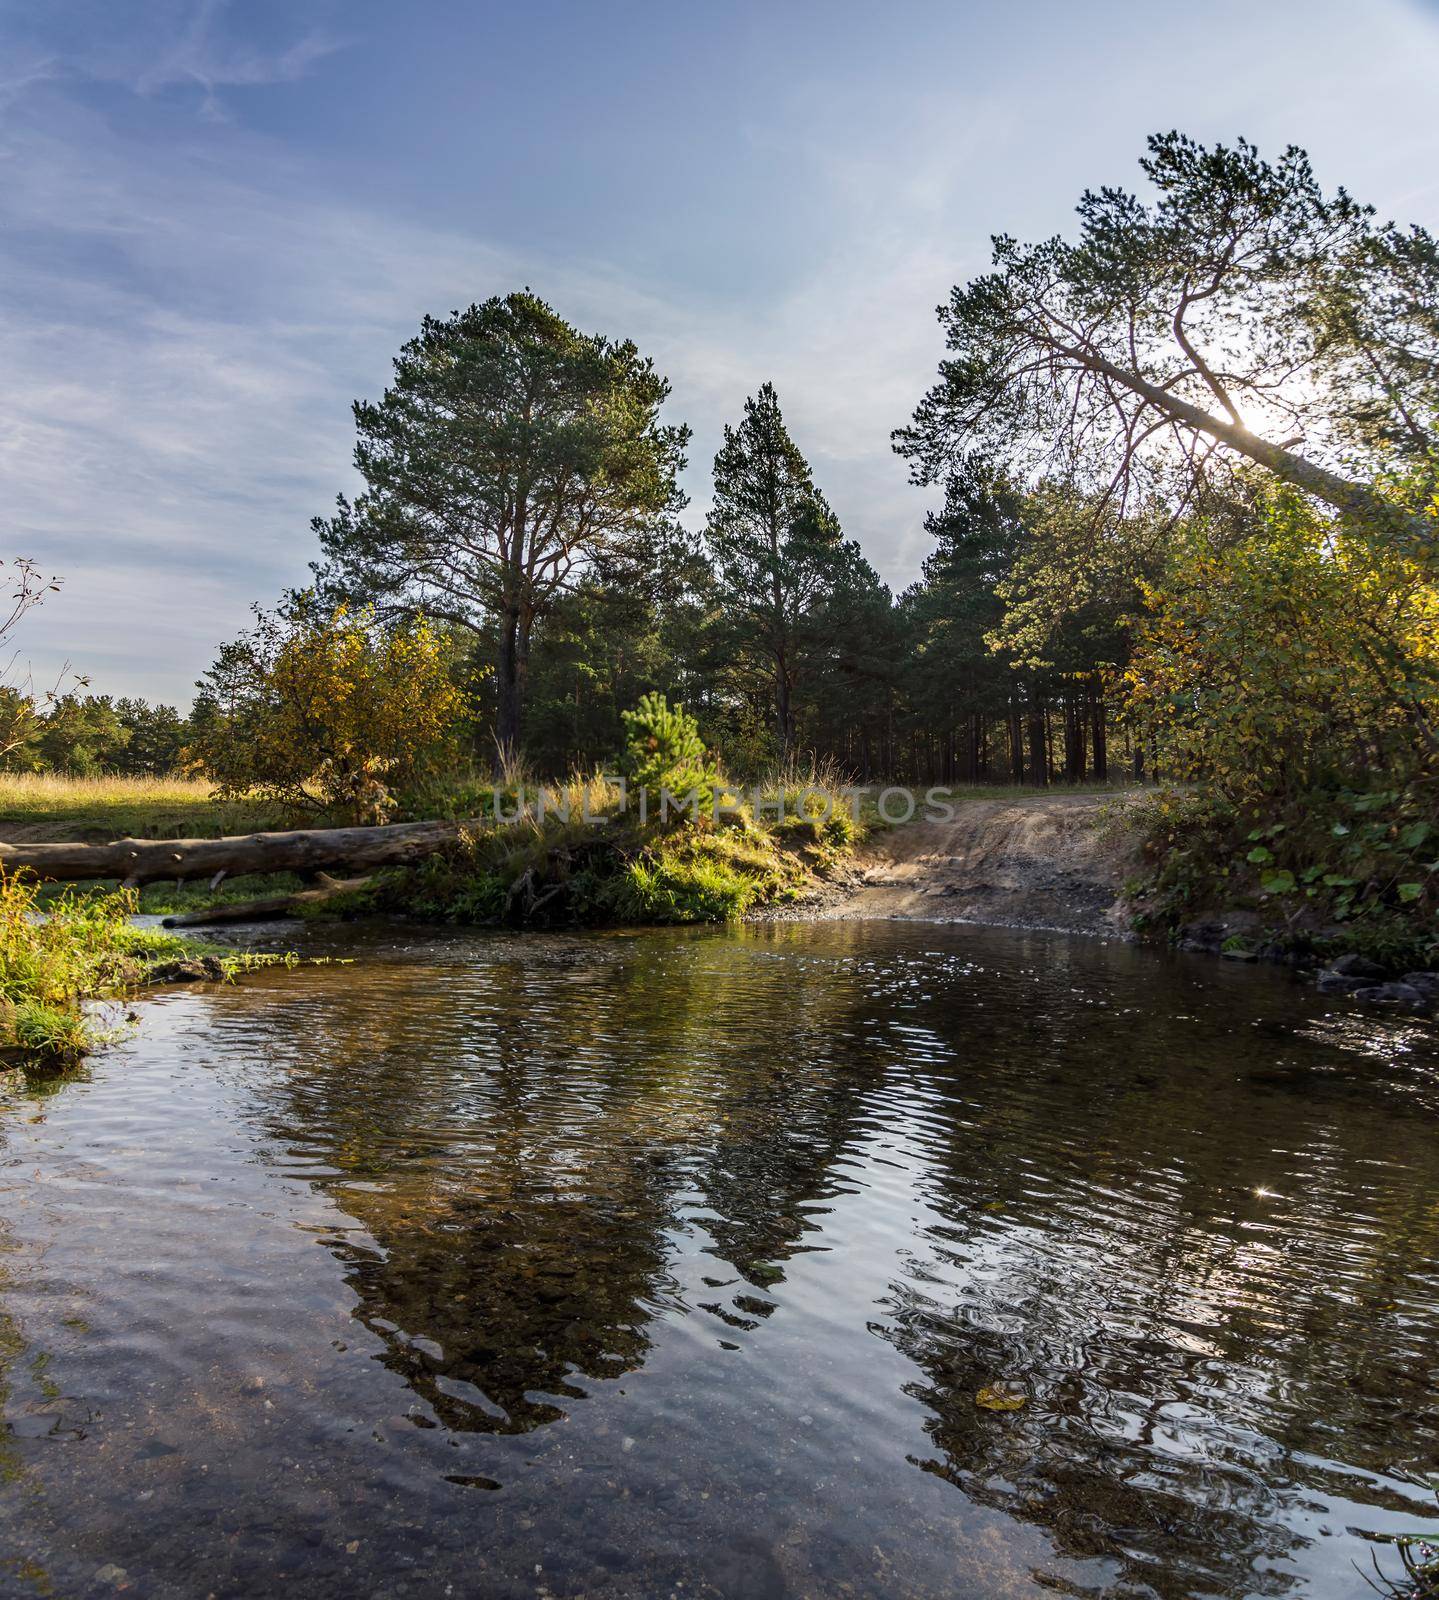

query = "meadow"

[0,772,285,841]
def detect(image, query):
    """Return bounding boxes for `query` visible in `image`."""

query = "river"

[0,919,1436,1598]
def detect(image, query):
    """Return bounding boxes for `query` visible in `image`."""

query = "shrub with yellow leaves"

[1124,487,1439,810]
[191,594,469,823]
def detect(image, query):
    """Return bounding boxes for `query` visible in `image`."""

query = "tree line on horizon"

[2,385,1136,790]
[8,334,1146,789]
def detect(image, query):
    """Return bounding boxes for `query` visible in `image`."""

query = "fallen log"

[0,818,474,887]
[161,874,374,928]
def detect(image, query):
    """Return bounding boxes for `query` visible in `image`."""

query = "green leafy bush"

[1131,784,1439,967]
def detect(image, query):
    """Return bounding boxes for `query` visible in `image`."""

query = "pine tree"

[704,383,863,756]
[313,292,689,766]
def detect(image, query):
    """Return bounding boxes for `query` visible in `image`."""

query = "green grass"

[134,873,306,916]
[0,875,184,1066]
[35,872,309,917]
[0,871,291,1071]
[601,822,812,923]
[342,781,866,931]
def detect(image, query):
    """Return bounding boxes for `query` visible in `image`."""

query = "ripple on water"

[0,919,1436,1599]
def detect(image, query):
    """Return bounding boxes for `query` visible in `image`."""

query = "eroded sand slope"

[826,791,1140,934]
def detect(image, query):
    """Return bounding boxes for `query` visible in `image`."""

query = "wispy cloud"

[129,0,345,120]
[0,0,344,123]
[0,53,60,112]
[0,95,958,702]
[3,0,1439,705]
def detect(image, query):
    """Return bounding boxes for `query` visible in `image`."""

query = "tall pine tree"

[312,292,689,765]
[705,383,867,756]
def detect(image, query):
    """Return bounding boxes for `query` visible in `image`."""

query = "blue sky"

[4,0,1439,705]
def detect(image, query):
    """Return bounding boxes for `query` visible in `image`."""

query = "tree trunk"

[495,611,523,771]
[162,874,373,927]
[0,819,471,887]
[1026,701,1048,787]
[774,652,794,755]
[516,614,532,735]
[1063,692,1086,783]
[1090,676,1108,783]
[1058,339,1433,551]
[1008,706,1024,784]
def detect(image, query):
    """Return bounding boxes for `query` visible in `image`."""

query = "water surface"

[1,920,1436,1598]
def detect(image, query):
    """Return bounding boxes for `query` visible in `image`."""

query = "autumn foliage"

[1126,490,1439,803]
[192,598,468,823]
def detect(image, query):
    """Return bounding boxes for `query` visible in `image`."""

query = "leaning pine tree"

[894,132,1439,556]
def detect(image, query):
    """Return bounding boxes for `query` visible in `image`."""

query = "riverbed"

[1,919,1436,1598]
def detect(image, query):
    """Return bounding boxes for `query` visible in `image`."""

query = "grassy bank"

[343,775,864,927]
[0,765,870,939]
[0,873,281,1071]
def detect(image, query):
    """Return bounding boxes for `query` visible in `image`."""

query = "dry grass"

[0,772,213,810]
[0,773,288,843]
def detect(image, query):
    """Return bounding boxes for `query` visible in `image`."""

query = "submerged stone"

[1351,981,1429,1012]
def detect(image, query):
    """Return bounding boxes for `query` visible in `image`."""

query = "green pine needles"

[619,693,720,820]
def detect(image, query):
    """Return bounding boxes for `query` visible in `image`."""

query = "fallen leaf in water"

[975,1384,1027,1412]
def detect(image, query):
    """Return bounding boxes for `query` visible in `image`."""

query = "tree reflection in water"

[223,921,1439,1595]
